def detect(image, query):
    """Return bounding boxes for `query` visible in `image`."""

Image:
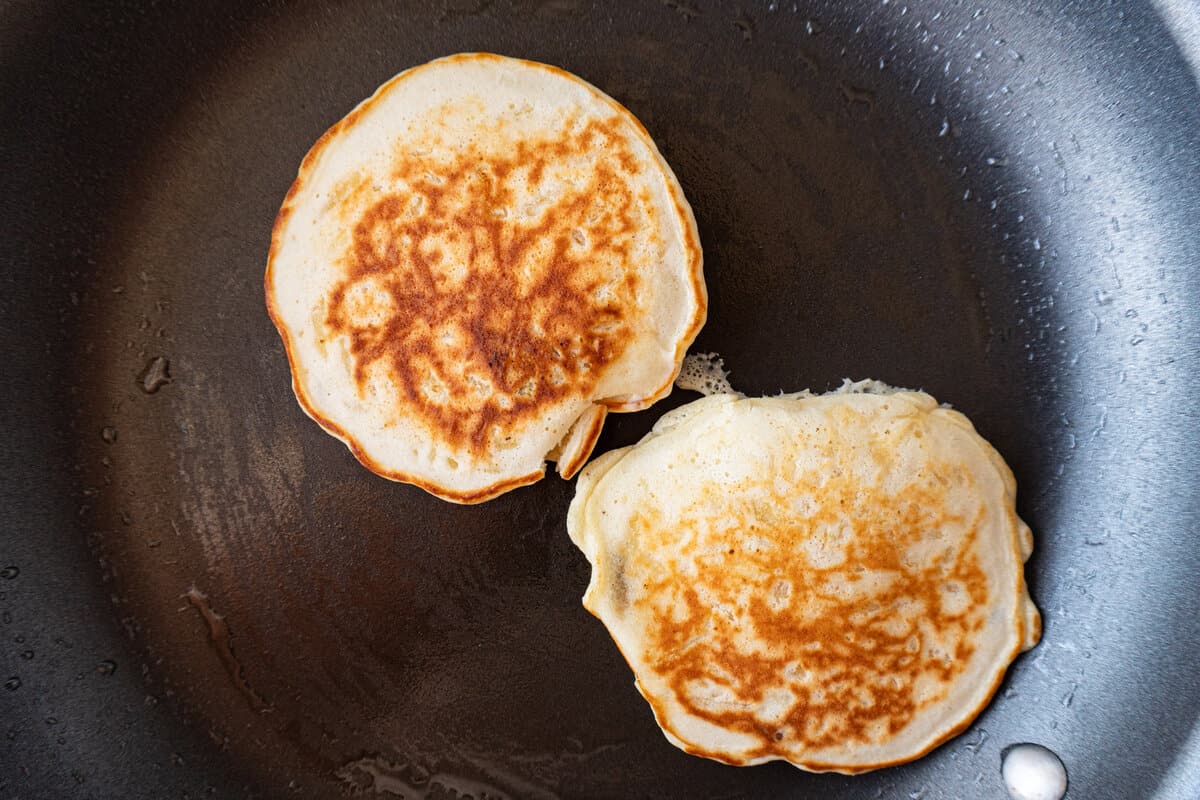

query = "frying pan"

[2,0,1198,797]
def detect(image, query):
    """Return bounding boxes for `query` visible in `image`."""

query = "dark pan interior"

[3,1,1199,798]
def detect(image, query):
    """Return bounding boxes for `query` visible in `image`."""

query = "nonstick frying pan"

[3,1,1199,798]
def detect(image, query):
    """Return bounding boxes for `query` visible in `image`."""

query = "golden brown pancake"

[568,383,1040,773]
[266,54,705,502]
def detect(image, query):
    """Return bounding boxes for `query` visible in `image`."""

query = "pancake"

[567,382,1040,773]
[266,53,706,502]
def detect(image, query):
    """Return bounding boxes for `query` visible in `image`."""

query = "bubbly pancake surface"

[267,54,705,502]
[568,385,1039,772]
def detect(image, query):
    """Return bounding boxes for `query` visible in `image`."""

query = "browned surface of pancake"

[322,115,648,455]
[631,468,991,766]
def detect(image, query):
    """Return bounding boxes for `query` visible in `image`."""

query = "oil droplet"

[185,587,269,711]
[1001,743,1067,800]
[96,660,117,676]
[139,356,171,394]
[100,426,118,444]
[336,755,517,800]
[3,676,19,691]
[840,83,876,107]
[659,0,700,21]
[733,12,754,40]
[0,565,17,579]
[963,728,989,753]
[19,650,33,660]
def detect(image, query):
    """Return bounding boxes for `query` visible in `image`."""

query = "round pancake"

[567,383,1040,773]
[266,54,705,502]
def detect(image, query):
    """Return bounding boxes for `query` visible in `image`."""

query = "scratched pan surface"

[2,1,1200,798]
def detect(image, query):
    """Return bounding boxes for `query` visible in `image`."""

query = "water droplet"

[805,18,822,34]
[0,565,18,579]
[96,660,117,677]
[1094,289,1113,305]
[1001,743,1068,800]
[985,156,1007,167]
[1032,239,1041,250]
[100,426,118,444]
[45,716,57,726]
[1129,335,1144,346]
[2,611,12,624]
[19,650,33,661]
[3,677,20,691]
[938,118,951,137]
[139,356,171,394]
[171,752,185,767]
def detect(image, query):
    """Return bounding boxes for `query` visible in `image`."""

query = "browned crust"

[264,53,706,502]
[597,564,1031,774]
[581,431,1038,774]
